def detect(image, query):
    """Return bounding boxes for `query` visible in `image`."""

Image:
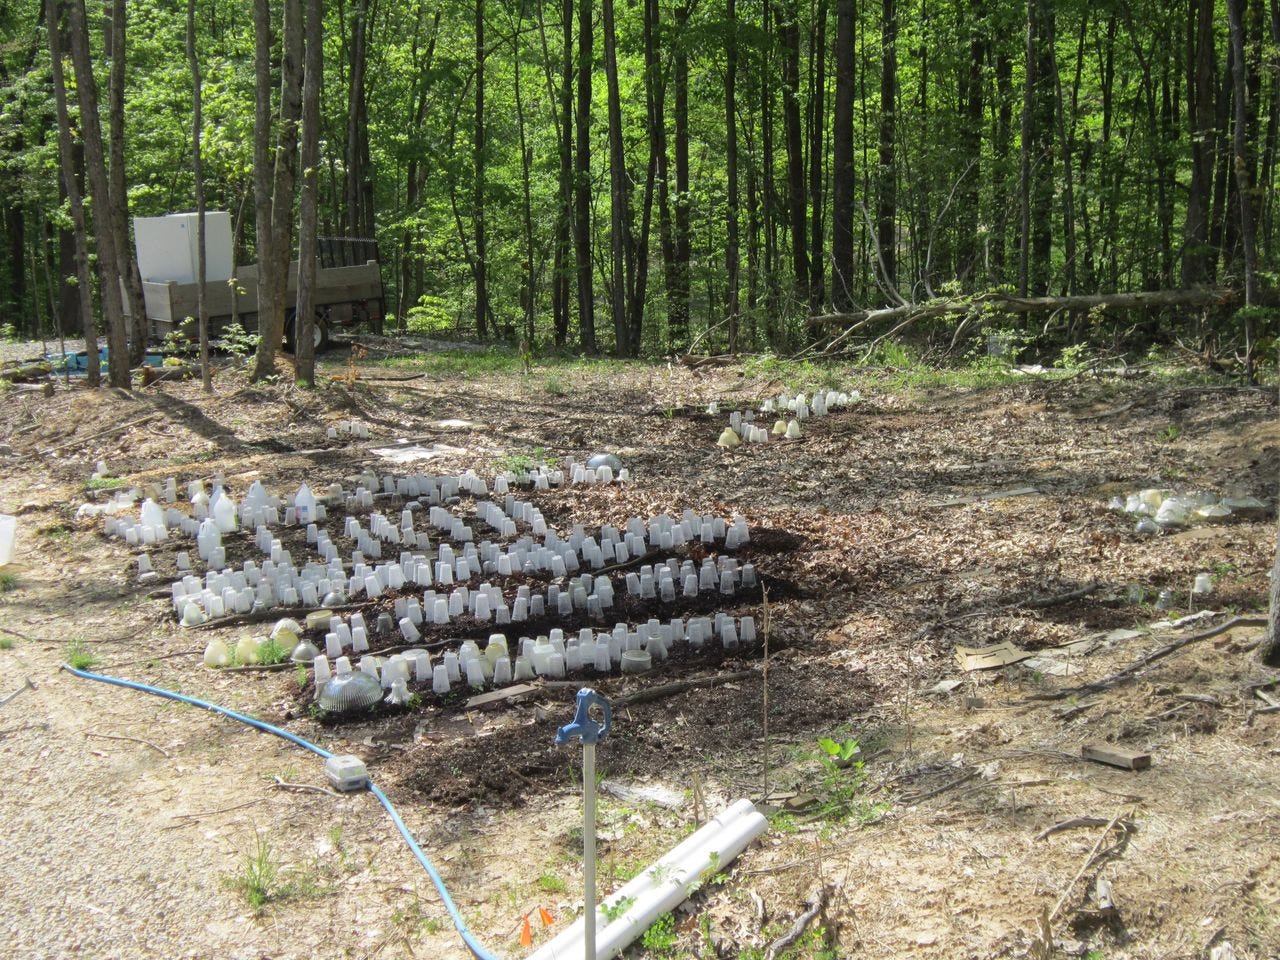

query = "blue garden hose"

[61,663,502,960]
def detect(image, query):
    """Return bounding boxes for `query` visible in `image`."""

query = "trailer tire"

[285,309,330,354]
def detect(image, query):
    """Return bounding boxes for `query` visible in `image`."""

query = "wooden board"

[1081,743,1151,770]
[464,683,540,710]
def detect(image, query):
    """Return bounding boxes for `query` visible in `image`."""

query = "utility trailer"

[123,213,384,352]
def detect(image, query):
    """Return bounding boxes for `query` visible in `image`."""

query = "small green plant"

[816,736,863,767]
[1160,424,1183,442]
[227,831,278,914]
[543,373,566,396]
[218,325,261,363]
[86,475,125,491]
[602,896,635,923]
[0,635,14,650]
[0,572,17,592]
[537,869,567,894]
[295,661,308,688]
[770,812,799,833]
[257,638,288,666]
[64,638,98,670]
[641,912,679,954]
[0,322,17,340]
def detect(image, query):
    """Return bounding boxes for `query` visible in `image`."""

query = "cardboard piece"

[955,641,1031,671]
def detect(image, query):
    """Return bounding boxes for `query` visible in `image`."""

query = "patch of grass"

[0,636,13,650]
[226,832,278,914]
[543,373,567,396]
[86,475,125,491]
[295,661,308,688]
[1160,423,1183,442]
[641,912,679,955]
[40,523,73,542]
[64,638,98,670]
[537,870,567,894]
[0,572,17,592]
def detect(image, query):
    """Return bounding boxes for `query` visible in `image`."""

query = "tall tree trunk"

[725,0,741,352]
[646,0,677,351]
[671,3,692,351]
[991,50,1013,284]
[602,0,630,354]
[831,0,855,310]
[187,0,212,392]
[45,0,99,387]
[344,0,370,237]
[1227,0,1260,381]
[807,0,828,312]
[957,0,984,288]
[250,0,303,382]
[574,0,596,351]
[473,0,490,340]
[761,0,781,338]
[295,0,323,385]
[555,0,573,346]
[67,0,128,388]
[105,0,147,363]
[782,1,809,308]
[515,0,537,345]
[877,0,897,291]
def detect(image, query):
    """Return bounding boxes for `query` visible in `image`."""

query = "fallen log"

[808,287,1238,329]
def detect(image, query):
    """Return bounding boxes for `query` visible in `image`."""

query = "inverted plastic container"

[0,514,14,566]
[318,671,383,713]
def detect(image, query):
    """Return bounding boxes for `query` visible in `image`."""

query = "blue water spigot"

[555,688,612,746]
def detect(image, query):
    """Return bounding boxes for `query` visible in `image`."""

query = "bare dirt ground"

[0,343,1278,960]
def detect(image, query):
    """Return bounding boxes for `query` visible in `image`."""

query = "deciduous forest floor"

[1,341,1278,960]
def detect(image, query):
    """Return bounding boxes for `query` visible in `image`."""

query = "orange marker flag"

[520,914,533,947]
[539,906,555,928]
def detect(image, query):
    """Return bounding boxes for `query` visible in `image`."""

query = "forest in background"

[0,0,1277,370]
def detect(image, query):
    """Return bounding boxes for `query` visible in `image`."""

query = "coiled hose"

[61,663,502,960]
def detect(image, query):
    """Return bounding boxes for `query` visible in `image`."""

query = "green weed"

[543,373,567,396]
[257,638,289,666]
[641,912,679,954]
[86,475,125,490]
[64,639,98,670]
[0,572,17,592]
[602,896,635,923]
[537,870,567,894]
[0,636,13,650]
[227,832,279,914]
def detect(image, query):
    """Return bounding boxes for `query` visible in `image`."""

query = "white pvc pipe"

[527,800,764,960]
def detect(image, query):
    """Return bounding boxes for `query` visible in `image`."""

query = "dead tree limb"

[1027,616,1267,702]
[764,885,830,960]
[808,288,1238,329]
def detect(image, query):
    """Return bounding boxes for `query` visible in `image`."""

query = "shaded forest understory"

[1,0,1279,376]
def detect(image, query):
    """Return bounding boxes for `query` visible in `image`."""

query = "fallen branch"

[940,581,1100,626]
[764,885,830,960]
[0,677,36,707]
[271,775,344,797]
[1026,616,1267,702]
[809,287,1238,329]
[163,799,263,828]
[190,604,364,630]
[613,669,757,709]
[40,412,163,456]
[83,730,171,757]
[1036,815,1134,842]
[1048,810,1131,923]
[901,768,979,805]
